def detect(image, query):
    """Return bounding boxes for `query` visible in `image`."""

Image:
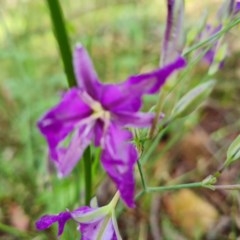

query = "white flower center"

[79,91,111,141]
[91,101,111,122]
[81,92,111,146]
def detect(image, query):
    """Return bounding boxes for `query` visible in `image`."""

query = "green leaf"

[171,80,215,119]
[225,135,240,167]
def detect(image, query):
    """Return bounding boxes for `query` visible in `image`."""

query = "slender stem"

[117,182,207,216]
[83,146,92,205]
[137,160,147,191]
[135,190,145,200]
[46,0,94,207]
[149,97,163,138]
[141,126,169,165]
[146,182,204,193]
[183,17,240,57]
[212,184,240,190]
[45,0,76,87]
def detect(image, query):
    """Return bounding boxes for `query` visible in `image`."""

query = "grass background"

[0,0,240,239]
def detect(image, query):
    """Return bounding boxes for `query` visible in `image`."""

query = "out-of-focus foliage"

[0,0,240,239]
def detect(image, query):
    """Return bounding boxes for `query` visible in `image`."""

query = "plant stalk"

[45,0,76,87]
[83,146,92,205]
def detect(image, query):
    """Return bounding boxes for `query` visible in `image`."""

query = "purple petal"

[201,25,226,67]
[71,206,98,220]
[93,120,104,147]
[235,2,240,13]
[112,111,163,128]
[71,207,117,240]
[74,44,103,98]
[203,49,216,64]
[38,88,92,161]
[101,123,138,207]
[100,83,142,112]
[79,219,117,240]
[56,123,94,177]
[217,0,235,20]
[125,57,186,94]
[161,0,185,65]
[36,211,71,236]
[71,206,105,223]
[101,57,186,112]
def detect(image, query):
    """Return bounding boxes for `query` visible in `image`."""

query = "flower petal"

[93,120,104,147]
[36,206,118,239]
[101,57,186,112]
[236,2,240,13]
[80,219,117,240]
[74,44,102,98]
[201,25,222,64]
[71,207,117,240]
[36,211,71,236]
[38,88,92,161]
[101,123,138,207]
[112,111,164,128]
[124,56,186,95]
[56,123,94,177]
[100,83,142,112]
[161,0,185,65]
[71,206,107,223]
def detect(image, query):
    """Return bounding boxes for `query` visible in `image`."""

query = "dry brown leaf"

[164,189,219,239]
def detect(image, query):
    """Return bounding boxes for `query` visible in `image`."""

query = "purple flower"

[201,1,240,68]
[200,25,223,65]
[217,0,240,20]
[235,1,240,13]
[38,44,186,207]
[36,206,119,239]
[161,0,185,65]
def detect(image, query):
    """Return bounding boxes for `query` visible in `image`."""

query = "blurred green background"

[0,0,240,239]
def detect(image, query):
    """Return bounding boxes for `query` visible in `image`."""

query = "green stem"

[117,182,206,217]
[137,160,147,191]
[46,0,94,206]
[141,126,169,165]
[135,190,145,200]
[45,0,76,87]
[146,182,204,193]
[83,146,92,205]
[183,17,240,57]
[149,96,163,138]
[212,184,240,190]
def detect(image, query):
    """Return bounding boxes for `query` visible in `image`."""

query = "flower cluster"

[36,44,185,238]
